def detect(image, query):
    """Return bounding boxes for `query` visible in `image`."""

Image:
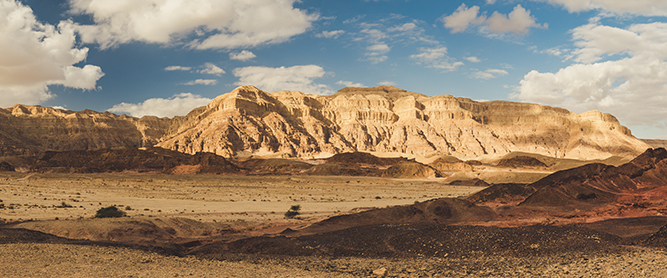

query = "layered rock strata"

[157,85,649,160]
[0,105,173,156]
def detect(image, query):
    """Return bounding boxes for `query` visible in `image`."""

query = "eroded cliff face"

[157,85,650,160]
[0,105,173,156]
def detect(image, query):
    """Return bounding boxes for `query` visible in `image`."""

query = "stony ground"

[0,172,480,224]
[2,242,667,277]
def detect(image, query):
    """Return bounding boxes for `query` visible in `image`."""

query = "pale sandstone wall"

[157,85,650,160]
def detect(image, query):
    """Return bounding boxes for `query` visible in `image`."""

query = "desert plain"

[3,168,667,277]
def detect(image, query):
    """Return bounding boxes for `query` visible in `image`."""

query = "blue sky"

[1,0,667,139]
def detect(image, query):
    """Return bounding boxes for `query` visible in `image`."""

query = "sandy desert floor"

[4,171,667,277]
[0,172,481,224]
[3,242,667,277]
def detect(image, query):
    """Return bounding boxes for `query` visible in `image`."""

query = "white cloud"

[233,65,334,95]
[486,0,497,4]
[0,0,103,107]
[541,0,667,16]
[410,47,464,71]
[67,0,319,49]
[465,56,482,63]
[514,22,667,129]
[181,79,218,86]
[443,4,545,35]
[485,5,547,35]
[472,68,509,79]
[229,50,256,61]
[165,65,191,71]
[388,23,417,32]
[316,30,345,39]
[443,4,485,33]
[378,80,397,86]
[198,63,225,76]
[571,22,667,63]
[107,93,211,118]
[337,80,365,88]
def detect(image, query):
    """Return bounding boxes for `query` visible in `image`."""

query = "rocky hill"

[0,85,651,161]
[157,85,649,160]
[0,105,174,156]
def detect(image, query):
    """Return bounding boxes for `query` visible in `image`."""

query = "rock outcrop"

[0,85,650,161]
[0,105,174,156]
[157,85,650,160]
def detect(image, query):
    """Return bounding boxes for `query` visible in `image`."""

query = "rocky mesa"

[0,85,650,161]
[0,105,175,157]
[157,85,649,160]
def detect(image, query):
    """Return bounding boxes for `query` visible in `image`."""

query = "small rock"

[373,267,387,276]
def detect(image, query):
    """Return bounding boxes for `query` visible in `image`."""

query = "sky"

[1,0,667,139]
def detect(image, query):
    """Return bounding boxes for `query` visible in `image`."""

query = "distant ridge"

[157,85,649,160]
[0,85,651,161]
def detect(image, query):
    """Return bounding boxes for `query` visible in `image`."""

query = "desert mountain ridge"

[0,85,651,161]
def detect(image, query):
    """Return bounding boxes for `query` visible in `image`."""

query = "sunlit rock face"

[157,85,649,160]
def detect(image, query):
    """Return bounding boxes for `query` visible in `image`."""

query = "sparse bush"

[95,206,126,218]
[57,202,73,208]
[284,204,301,219]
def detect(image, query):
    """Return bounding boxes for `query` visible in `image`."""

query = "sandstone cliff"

[157,85,649,160]
[0,105,173,156]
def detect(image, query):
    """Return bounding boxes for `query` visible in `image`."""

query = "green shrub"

[95,206,126,218]
[284,204,301,219]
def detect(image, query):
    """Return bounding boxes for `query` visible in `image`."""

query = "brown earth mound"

[295,198,495,236]
[325,152,404,166]
[191,223,622,258]
[381,161,441,178]
[10,217,236,246]
[236,158,313,175]
[30,147,242,174]
[429,157,473,172]
[520,148,667,209]
[643,222,667,247]
[448,178,489,187]
[497,155,548,168]
[306,152,439,178]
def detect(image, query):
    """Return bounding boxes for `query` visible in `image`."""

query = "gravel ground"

[0,243,354,278]
[2,243,667,277]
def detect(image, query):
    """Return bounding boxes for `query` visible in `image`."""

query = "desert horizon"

[4,0,667,276]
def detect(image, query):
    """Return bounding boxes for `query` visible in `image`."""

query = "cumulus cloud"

[410,47,464,71]
[514,22,667,128]
[337,80,365,87]
[541,0,667,16]
[198,63,225,76]
[485,5,547,35]
[233,65,334,94]
[165,66,191,71]
[107,93,211,117]
[443,4,485,33]
[472,68,509,79]
[465,56,482,63]
[229,50,256,61]
[67,0,319,49]
[443,4,545,35]
[316,30,345,39]
[570,22,667,63]
[181,79,218,86]
[0,0,104,107]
